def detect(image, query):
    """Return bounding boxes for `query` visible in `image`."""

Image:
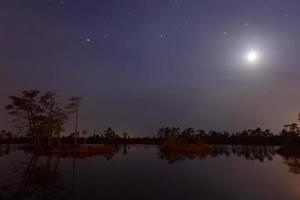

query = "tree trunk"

[74,104,79,145]
[27,112,36,145]
[57,132,61,146]
[47,132,52,146]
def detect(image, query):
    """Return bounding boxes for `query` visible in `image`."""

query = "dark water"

[0,144,300,200]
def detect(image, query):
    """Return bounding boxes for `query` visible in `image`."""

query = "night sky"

[1,0,300,136]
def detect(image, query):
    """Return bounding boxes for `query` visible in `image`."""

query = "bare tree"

[65,97,82,145]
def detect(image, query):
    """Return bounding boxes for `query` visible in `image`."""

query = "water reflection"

[122,145,130,155]
[283,157,300,174]
[211,145,276,161]
[1,154,65,200]
[158,145,300,177]
[0,156,117,199]
[159,145,278,164]
[0,144,19,157]
[0,144,278,161]
[1,144,300,200]
[158,150,210,164]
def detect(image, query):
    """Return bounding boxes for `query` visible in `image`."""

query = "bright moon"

[246,51,259,63]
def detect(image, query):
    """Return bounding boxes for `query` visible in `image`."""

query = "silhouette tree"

[181,128,195,139]
[6,90,69,146]
[122,132,128,140]
[264,129,272,137]
[39,92,68,145]
[65,97,82,145]
[0,130,5,140]
[82,130,88,145]
[103,127,119,139]
[171,127,181,136]
[5,90,43,145]
[196,129,206,137]
[255,127,262,136]
[282,123,300,137]
[157,128,165,138]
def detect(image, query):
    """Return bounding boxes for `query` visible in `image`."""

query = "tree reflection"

[282,157,300,174]
[122,145,129,155]
[227,145,275,162]
[0,150,117,200]
[0,154,66,200]
[0,144,20,157]
[277,144,300,175]
[159,145,277,164]
[159,151,210,164]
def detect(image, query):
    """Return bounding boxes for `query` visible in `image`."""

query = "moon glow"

[246,51,259,63]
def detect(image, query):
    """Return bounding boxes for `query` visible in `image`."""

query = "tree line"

[2,89,300,146]
[4,90,81,146]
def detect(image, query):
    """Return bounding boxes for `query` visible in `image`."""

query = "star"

[160,34,164,38]
[85,37,91,43]
[60,0,64,5]
[284,13,288,17]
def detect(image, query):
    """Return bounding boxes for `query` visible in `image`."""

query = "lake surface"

[0,144,300,200]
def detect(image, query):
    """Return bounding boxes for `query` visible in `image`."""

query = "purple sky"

[1,0,300,136]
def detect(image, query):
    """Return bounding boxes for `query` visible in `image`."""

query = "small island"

[160,133,212,153]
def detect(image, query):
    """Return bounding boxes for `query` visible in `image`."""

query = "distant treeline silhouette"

[1,90,300,146]
[2,125,300,146]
